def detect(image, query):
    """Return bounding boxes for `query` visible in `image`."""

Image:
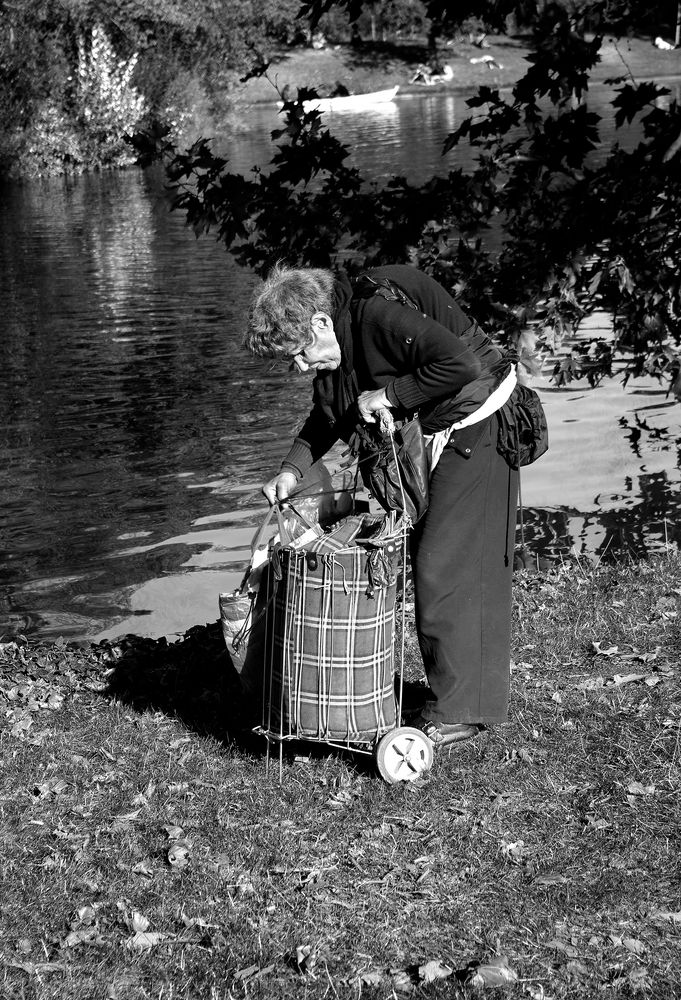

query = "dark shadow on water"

[540,386,592,393]
[634,401,678,412]
[520,488,681,564]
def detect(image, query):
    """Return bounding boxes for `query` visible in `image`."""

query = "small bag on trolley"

[218,503,319,696]
[219,491,353,697]
[261,515,401,743]
[219,508,280,682]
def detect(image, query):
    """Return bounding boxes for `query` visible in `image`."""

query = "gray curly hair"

[243,263,336,357]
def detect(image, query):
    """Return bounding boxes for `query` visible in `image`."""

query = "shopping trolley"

[221,419,433,783]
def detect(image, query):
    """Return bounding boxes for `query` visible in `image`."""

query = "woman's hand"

[262,471,298,506]
[357,388,391,423]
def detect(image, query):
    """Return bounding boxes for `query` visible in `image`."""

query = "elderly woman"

[244,263,519,748]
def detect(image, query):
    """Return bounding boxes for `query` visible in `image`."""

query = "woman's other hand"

[262,471,298,506]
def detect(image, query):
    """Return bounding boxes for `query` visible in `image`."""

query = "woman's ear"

[311,312,333,332]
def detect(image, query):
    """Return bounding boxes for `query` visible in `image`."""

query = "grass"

[1,553,680,999]
[237,35,529,104]
[237,33,681,105]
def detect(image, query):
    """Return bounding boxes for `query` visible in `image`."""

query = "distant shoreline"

[237,34,681,107]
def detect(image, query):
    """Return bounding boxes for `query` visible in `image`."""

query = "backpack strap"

[352,273,420,312]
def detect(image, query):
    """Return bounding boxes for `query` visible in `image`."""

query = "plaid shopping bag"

[263,544,397,742]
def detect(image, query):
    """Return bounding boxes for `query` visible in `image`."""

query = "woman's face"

[291,313,341,372]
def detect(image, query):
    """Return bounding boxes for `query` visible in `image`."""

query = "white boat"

[278,85,399,114]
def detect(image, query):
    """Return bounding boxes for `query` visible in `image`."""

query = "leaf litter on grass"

[0,555,680,998]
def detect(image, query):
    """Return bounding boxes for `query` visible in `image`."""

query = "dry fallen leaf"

[419,959,453,983]
[625,782,656,797]
[126,931,170,952]
[236,872,256,896]
[132,781,155,806]
[9,961,68,975]
[501,839,527,864]
[108,809,142,834]
[164,824,185,839]
[390,968,414,993]
[585,813,611,831]
[522,984,546,1000]
[295,944,317,974]
[358,970,383,986]
[11,716,35,736]
[592,642,619,656]
[61,926,101,949]
[168,736,192,750]
[610,673,646,686]
[534,873,569,887]
[74,905,97,926]
[180,914,216,931]
[234,963,275,983]
[131,912,150,933]
[168,782,191,796]
[566,959,590,977]
[650,909,681,924]
[132,860,154,879]
[467,956,518,988]
[33,778,69,798]
[167,842,191,869]
[576,677,605,691]
[622,937,646,956]
[627,967,650,992]
[545,939,580,958]
[234,964,260,982]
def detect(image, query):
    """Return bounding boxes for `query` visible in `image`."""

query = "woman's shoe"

[411,714,482,747]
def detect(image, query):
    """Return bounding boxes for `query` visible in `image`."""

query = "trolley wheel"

[375,726,433,784]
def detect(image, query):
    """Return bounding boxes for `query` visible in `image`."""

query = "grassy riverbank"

[1,554,680,998]
[238,33,681,105]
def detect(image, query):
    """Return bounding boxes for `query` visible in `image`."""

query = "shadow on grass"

[101,621,248,744]
[99,623,382,776]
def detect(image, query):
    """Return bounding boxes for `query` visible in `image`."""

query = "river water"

[1,84,680,642]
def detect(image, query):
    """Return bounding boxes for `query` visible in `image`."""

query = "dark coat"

[282,265,509,477]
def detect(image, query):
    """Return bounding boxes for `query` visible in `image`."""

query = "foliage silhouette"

[130,2,681,391]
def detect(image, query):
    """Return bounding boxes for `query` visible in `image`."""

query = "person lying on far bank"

[243,263,519,749]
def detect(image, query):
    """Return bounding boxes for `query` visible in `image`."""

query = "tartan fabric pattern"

[305,515,365,552]
[263,545,397,742]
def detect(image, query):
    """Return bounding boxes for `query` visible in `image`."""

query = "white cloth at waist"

[423,366,518,472]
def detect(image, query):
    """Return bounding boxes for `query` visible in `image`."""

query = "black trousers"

[411,415,518,725]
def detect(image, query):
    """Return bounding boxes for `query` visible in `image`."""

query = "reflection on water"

[1,87,680,641]
[0,169,311,639]
[523,467,681,565]
[230,80,667,181]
